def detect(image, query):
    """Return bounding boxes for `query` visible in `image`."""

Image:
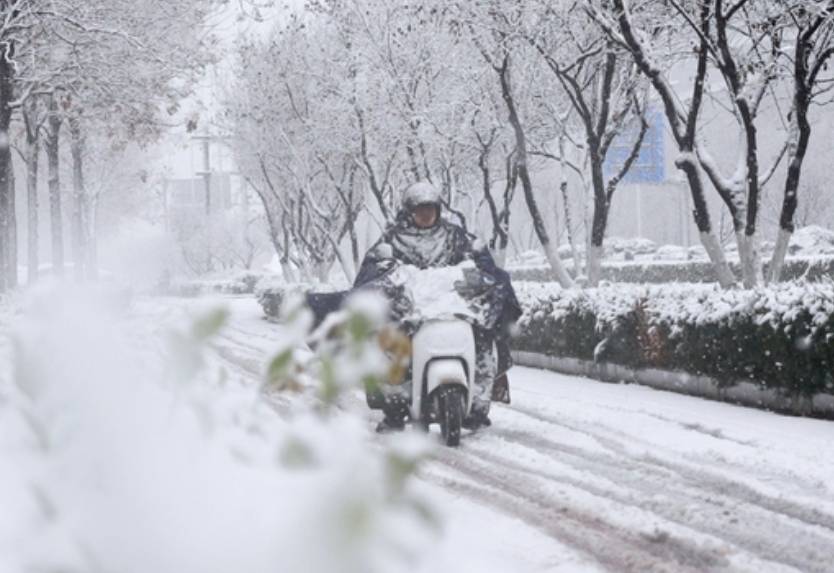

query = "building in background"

[603,105,694,247]
[162,133,251,230]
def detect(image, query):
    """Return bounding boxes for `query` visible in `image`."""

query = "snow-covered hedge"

[257,280,343,323]
[512,281,834,398]
[510,256,834,284]
[167,271,269,297]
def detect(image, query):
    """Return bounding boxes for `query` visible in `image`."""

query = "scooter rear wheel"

[436,386,465,447]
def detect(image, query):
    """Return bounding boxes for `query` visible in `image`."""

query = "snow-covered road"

[143,295,834,573]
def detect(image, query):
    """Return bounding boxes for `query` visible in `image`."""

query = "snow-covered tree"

[454,1,577,287]
[769,0,834,282]
[523,2,649,285]
[589,0,739,287]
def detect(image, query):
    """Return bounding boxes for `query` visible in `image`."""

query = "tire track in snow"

[497,422,834,532]
[428,449,731,573]
[209,338,294,416]
[509,403,833,503]
[458,429,834,573]
[463,397,834,573]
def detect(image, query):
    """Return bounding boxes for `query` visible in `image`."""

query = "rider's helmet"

[402,181,442,229]
[402,181,442,211]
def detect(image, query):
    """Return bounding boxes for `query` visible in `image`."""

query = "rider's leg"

[495,320,513,375]
[466,327,496,428]
[376,381,410,433]
[376,409,406,432]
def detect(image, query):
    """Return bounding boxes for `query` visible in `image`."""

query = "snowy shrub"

[513,281,834,398]
[257,280,345,326]
[167,270,270,297]
[510,256,834,284]
[0,284,470,573]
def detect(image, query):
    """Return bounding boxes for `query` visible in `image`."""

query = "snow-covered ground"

[431,370,834,572]
[210,296,834,573]
[3,292,833,572]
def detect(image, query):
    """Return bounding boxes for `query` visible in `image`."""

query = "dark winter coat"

[353,211,522,331]
[306,210,521,339]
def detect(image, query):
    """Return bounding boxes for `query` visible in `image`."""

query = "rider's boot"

[375,408,406,433]
[463,400,491,430]
[491,372,510,404]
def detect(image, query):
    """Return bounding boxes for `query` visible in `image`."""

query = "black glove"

[454,267,494,298]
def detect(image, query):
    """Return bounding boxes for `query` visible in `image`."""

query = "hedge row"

[510,256,834,284]
[165,272,269,297]
[256,281,346,326]
[512,281,834,398]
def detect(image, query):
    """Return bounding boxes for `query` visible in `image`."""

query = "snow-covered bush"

[510,256,834,284]
[167,270,270,297]
[257,280,345,326]
[513,281,834,398]
[789,225,834,256]
[606,236,658,256]
[0,284,468,573]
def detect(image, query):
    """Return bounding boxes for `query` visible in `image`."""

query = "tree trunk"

[250,182,298,282]
[332,241,354,284]
[738,233,763,288]
[678,156,736,288]
[6,166,16,289]
[587,152,608,287]
[498,55,573,288]
[769,136,808,282]
[769,228,791,283]
[714,8,764,288]
[557,134,581,277]
[25,121,39,284]
[26,132,40,284]
[770,68,813,282]
[69,117,87,280]
[0,40,13,292]
[86,196,98,279]
[479,143,512,266]
[348,212,360,269]
[45,104,64,276]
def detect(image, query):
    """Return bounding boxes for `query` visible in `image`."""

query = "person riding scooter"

[354,181,522,433]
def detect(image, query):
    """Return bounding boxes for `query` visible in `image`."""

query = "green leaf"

[191,308,229,341]
[279,437,315,468]
[266,348,294,384]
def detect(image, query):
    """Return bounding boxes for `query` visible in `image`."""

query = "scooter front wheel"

[436,386,465,447]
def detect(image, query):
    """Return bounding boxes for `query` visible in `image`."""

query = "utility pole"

[193,134,212,215]
[193,133,213,272]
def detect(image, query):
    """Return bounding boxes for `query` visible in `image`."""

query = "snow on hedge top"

[515,280,834,333]
[790,225,834,255]
[506,225,834,270]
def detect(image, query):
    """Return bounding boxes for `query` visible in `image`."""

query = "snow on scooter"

[366,262,486,447]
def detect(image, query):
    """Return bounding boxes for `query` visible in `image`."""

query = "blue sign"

[603,106,665,184]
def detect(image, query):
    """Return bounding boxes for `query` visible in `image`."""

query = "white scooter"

[365,262,488,446]
[411,317,476,446]
[368,316,476,447]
